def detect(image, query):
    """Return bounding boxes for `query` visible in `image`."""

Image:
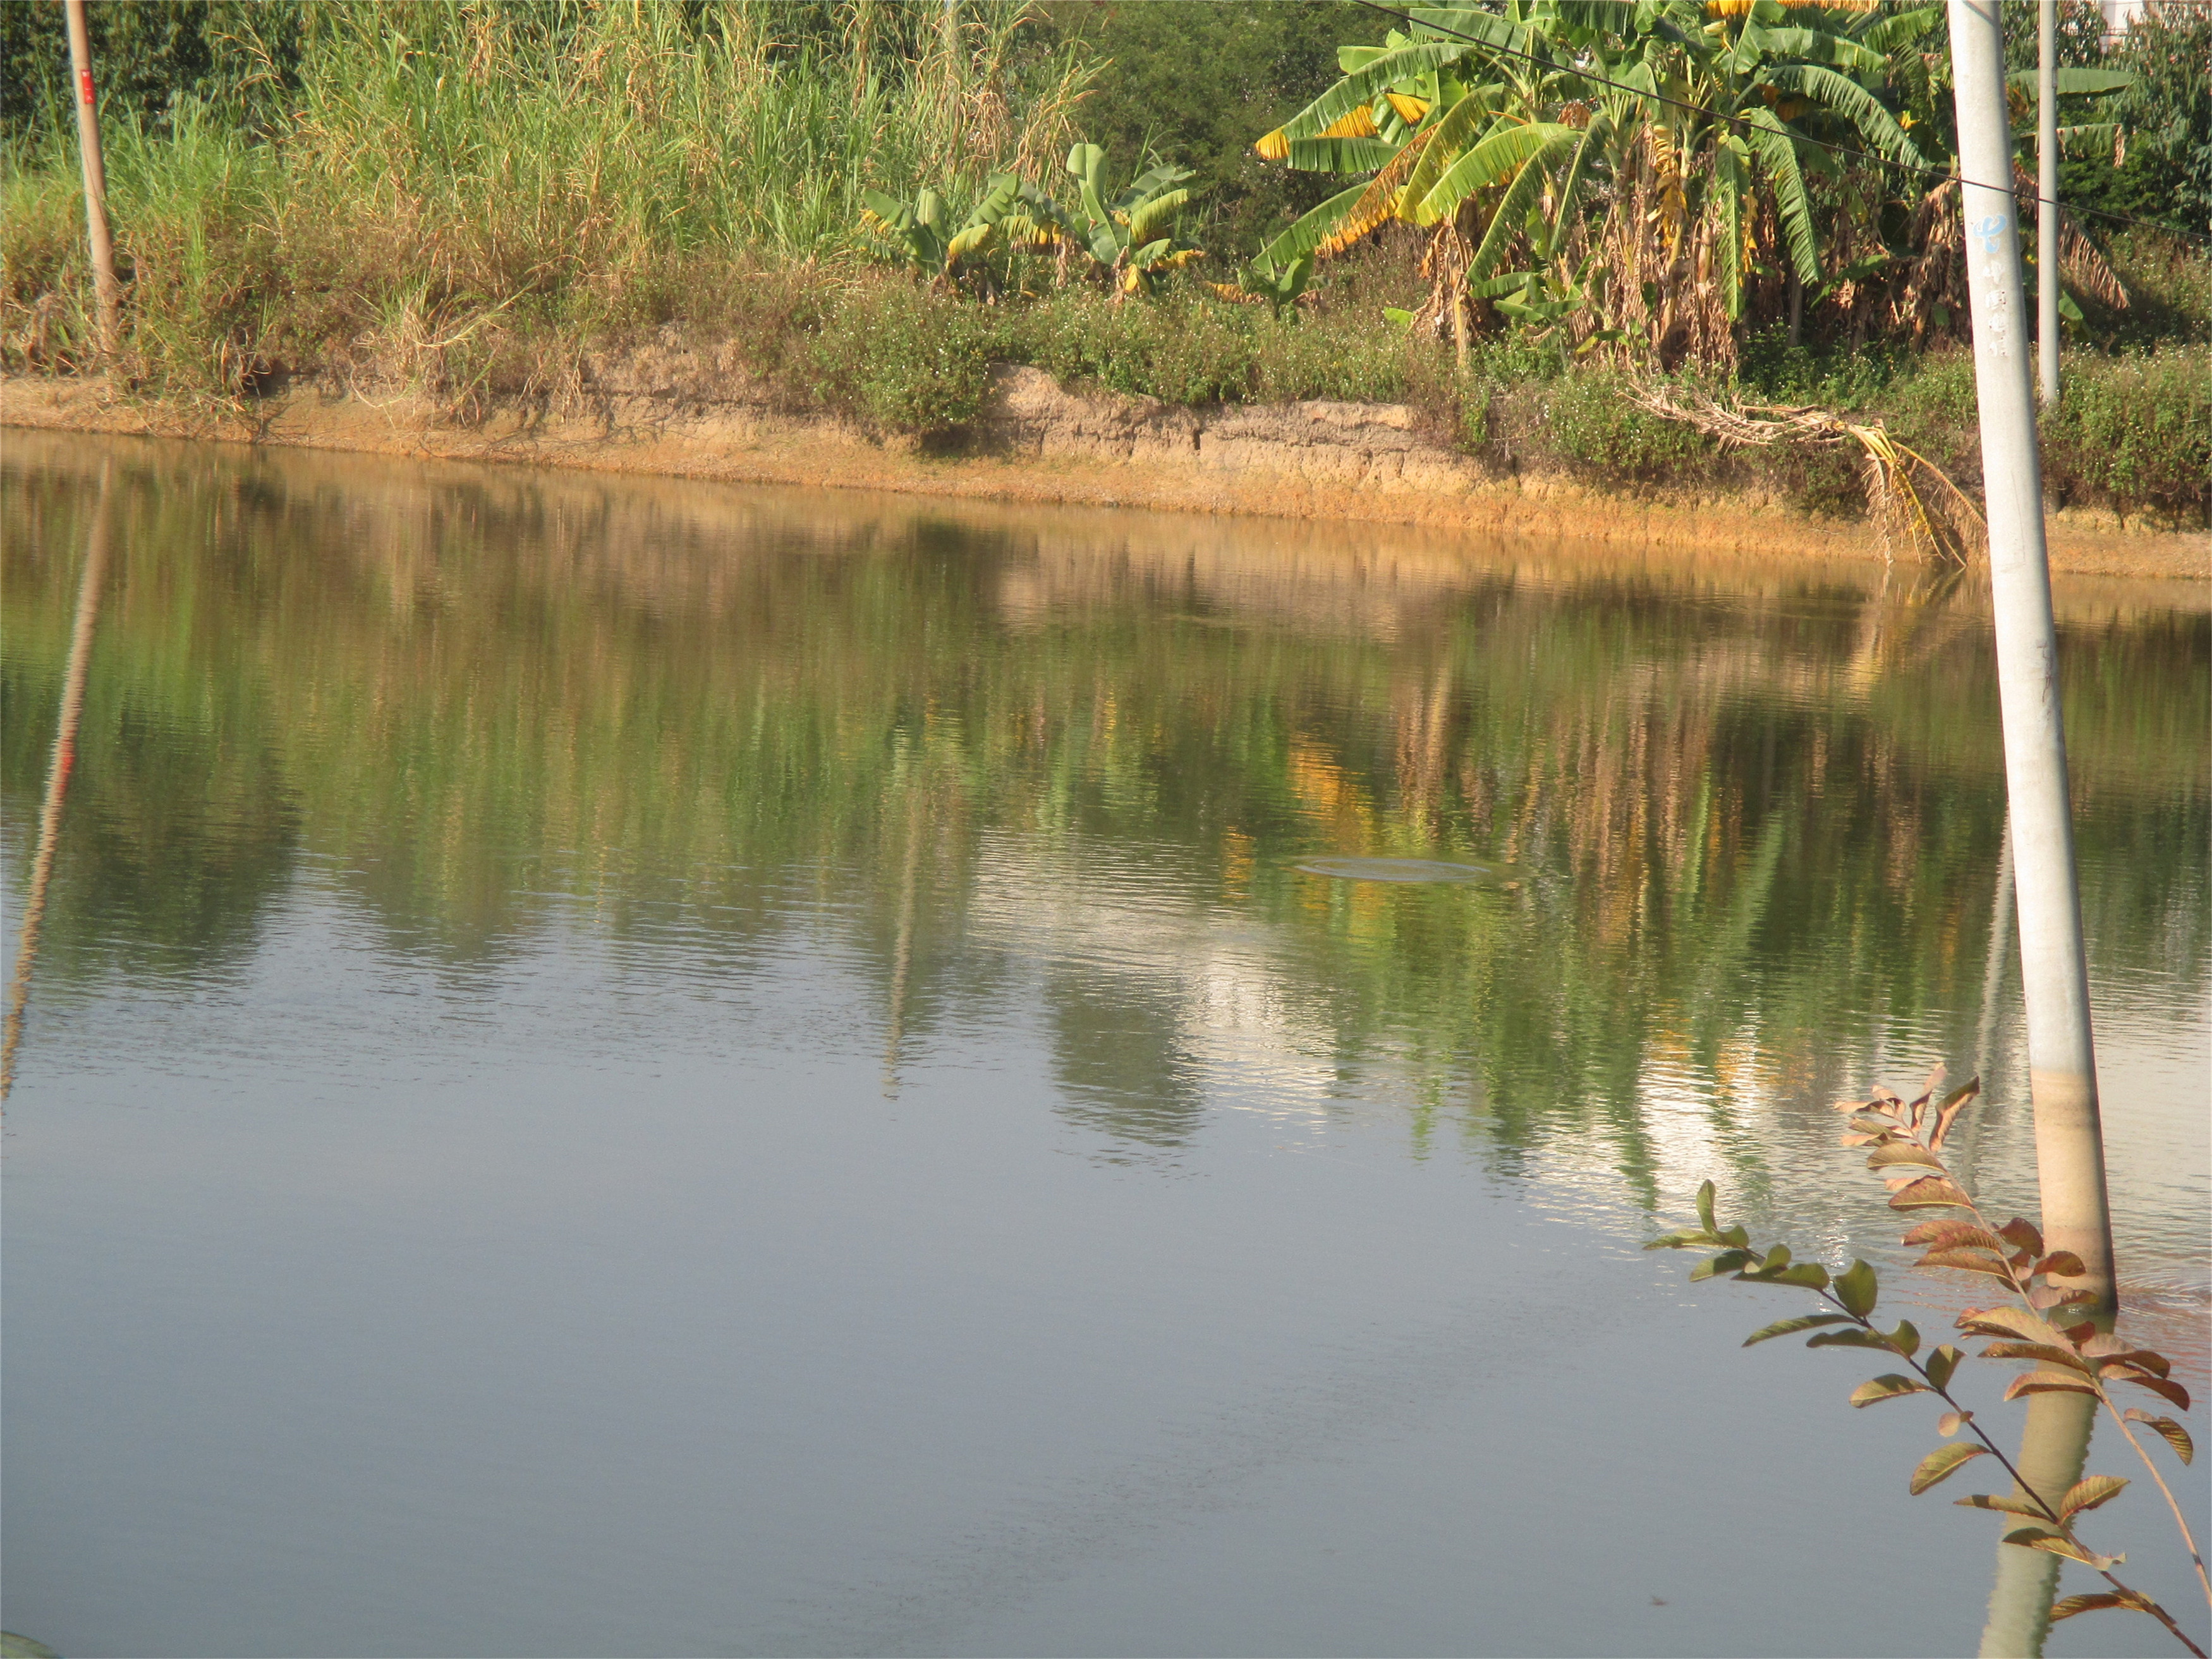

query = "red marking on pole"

[80,68,95,108]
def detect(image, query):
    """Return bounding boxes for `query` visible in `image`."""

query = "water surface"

[3,433,2206,1658]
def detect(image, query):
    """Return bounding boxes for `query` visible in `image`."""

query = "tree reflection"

[2,434,2204,1197]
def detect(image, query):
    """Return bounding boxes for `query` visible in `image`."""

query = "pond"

[3,431,2206,1659]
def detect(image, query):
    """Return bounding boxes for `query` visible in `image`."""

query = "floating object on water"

[1293,856,1513,885]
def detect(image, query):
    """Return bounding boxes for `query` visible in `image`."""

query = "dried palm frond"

[1626,382,1986,564]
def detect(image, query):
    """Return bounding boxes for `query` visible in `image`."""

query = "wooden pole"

[63,0,122,361]
[2038,0,2060,406]
[1947,0,2118,1312]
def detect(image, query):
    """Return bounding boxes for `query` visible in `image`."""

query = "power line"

[1345,0,2212,249]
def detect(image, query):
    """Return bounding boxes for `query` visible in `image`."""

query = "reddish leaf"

[1916,1247,2015,1282]
[2003,1369,2100,1402]
[1928,1078,1978,1151]
[2090,1347,2171,1380]
[1958,1493,2051,1519]
[1978,1340,2091,1371]
[1902,1220,2006,1252]
[2058,1475,2127,1519]
[2032,1250,2087,1279]
[2108,1370,2191,1411]
[2122,1411,2194,1466]
[1997,1217,2044,1257]
[1889,1176,1975,1211]
[1937,1409,1973,1438]
[1957,1306,2062,1344]
[2050,1591,2153,1622]
[2002,1527,2122,1570]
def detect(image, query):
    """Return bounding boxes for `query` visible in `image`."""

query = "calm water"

[3,432,2206,1659]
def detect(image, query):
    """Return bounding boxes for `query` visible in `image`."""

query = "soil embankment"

[5,358,2204,580]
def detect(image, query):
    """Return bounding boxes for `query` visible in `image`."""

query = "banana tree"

[1249,0,1934,367]
[1021,145,1207,296]
[1833,7,2132,346]
[858,174,1028,290]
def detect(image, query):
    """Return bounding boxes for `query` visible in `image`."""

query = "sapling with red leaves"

[1651,1071,2208,1656]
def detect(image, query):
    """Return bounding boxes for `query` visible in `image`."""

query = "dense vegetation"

[1,0,2206,523]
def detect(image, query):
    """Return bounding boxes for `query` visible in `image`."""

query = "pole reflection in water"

[1,461,109,1102]
[1979,1391,2099,1658]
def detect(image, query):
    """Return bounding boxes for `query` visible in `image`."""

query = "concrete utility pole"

[1946,0,2117,1310]
[63,0,122,360]
[2038,0,2060,406]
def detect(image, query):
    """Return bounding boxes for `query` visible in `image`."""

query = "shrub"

[2044,346,2212,523]
[1542,370,1716,483]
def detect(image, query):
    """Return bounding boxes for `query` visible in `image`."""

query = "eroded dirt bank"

[4,360,2204,580]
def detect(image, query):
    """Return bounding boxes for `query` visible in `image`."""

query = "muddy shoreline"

[5,365,2204,581]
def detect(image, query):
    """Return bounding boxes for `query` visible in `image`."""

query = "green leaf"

[1763,62,1924,164]
[1807,1328,1897,1351]
[1695,1179,1717,1236]
[1833,1260,1878,1318]
[2058,1475,2127,1519]
[1925,1345,1965,1391]
[2122,1411,2194,1465]
[1743,1313,1852,1346]
[1909,1441,1989,1494]
[1749,1262,1831,1291]
[1887,1320,1920,1359]
[1413,122,1575,228]
[1689,1249,1754,1281]
[1849,1374,1929,1407]
[1545,109,1612,262]
[1254,182,1373,276]
[1274,42,1476,143]
[2005,66,2136,97]
[2002,1528,2122,1571]
[1280,137,1405,174]
[1399,83,1504,209]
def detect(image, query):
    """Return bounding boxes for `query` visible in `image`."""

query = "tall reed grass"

[1,0,1090,396]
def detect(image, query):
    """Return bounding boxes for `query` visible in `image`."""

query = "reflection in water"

[1,433,2206,1657]
[2,432,2205,1279]
[1,462,111,1100]
[1980,1393,2100,1659]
